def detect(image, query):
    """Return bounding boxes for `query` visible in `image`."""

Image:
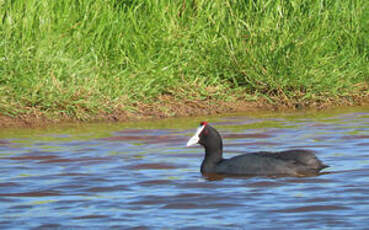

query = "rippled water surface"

[1,108,369,229]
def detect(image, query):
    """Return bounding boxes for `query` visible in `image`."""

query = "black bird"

[186,122,328,177]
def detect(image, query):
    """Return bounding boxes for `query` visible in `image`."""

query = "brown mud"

[1,94,368,128]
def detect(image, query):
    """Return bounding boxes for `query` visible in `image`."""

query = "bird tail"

[318,162,329,171]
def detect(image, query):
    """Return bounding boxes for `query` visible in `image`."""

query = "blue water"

[0,108,368,229]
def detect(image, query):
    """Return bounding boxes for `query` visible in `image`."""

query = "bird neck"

[201,146,223,174]
[204,146,223,162]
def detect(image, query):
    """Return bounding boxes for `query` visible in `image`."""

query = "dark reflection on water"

[0,108,369,229]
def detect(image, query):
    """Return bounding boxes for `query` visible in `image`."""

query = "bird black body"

[187,122,328,177]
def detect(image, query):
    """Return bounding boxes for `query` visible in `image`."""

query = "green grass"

[1,0,368,119]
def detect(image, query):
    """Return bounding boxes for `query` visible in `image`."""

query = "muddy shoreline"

[1,95,369,128]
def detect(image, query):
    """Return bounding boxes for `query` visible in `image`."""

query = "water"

[0,108,369,229]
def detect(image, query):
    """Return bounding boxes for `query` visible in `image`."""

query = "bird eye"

[202,129,208,136]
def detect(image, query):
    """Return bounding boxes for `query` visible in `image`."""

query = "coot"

[186,122,328,177]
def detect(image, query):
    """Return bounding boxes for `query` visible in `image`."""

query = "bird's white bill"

[186,125,205,147]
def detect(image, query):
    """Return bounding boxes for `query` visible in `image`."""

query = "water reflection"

[0,107,368,229]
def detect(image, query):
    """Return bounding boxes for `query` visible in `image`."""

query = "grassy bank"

[1,0,368,121]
